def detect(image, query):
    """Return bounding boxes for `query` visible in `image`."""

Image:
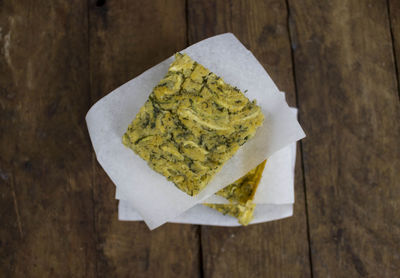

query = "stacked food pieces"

[86,33,305,229]
[123,53,264,196]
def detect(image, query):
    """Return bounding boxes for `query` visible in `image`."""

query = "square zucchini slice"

[123,53,264,196]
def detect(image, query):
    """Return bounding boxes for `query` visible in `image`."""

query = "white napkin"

[86,33,305,229]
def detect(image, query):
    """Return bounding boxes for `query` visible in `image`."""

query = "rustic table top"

[1,0,399,277]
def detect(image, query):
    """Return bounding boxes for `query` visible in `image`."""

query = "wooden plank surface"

[88,1,201,277]
[1,0,399,277]
[389,0,400,94]
[0,1,96,277]
[188,1,311,277]
[288,0,400,276]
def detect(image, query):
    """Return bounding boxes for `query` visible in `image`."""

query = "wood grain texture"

[288,0,400,276]
[1,0,399,277]
[188,1,311,277]
[0,1,96,277]
[389,0,400,96]
[88,1,201,277]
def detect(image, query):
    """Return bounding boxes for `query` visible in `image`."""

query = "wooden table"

[1,1,399,277]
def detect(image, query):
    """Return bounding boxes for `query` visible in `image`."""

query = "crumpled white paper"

[86,33,305,229]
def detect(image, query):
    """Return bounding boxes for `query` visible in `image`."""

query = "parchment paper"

[118,141,296,226]
[119,202,293,227]
[116,129,297,205]
[86,33,305,229]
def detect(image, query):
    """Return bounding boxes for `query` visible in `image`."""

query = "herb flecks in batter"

[123,53,264,196]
